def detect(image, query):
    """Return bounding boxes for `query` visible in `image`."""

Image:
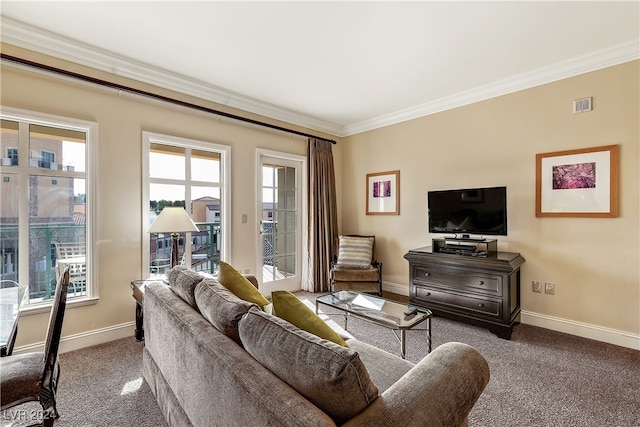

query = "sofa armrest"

[343,342,489,427]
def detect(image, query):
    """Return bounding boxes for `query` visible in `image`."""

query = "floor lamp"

[148,207,199,268]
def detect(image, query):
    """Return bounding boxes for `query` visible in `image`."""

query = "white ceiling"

[1,1,639,137]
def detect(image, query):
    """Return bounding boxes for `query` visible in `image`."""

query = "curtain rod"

[1,53,337,145]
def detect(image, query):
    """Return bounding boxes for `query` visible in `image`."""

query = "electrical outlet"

[532,281,542,293]
[241,214,248,224]
[545,282,555,295]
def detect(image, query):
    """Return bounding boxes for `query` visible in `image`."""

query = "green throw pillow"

[272,290,348,347]
[218,261,270,310]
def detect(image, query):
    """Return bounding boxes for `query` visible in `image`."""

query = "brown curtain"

[303,139,338,292]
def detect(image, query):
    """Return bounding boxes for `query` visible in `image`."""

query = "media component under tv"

[428,186,507,237]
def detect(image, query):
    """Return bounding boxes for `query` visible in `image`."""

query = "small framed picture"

[366,170,400,215]
[536,145,618,217]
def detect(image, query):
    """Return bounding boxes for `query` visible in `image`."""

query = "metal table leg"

[427,316,432,353]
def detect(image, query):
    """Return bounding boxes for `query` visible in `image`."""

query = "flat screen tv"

[428,186,507,236]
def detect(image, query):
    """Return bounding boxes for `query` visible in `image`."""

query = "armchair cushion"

[331,265,380,282]
[0,352,43,407]
[335,235,374,268]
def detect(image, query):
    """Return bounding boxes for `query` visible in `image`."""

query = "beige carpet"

[302,292,640,427]
[3,292,639,426]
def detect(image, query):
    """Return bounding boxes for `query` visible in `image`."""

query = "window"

[40,150,55,168]
[7,148,18,166]
[0,108,96,307]
[142,132,230,277]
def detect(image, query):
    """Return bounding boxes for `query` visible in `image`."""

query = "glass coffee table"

[316,290,431,359]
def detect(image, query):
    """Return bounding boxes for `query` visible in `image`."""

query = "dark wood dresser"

[404,246,525,339]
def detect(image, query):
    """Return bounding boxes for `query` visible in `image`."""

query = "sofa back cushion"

[194,278,258,344]
[238,308,378,422]
[167,266,205,308]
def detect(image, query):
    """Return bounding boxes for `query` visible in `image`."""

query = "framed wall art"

[366,170,400,215]
[536,144,619,218]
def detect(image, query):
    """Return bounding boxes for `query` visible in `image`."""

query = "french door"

[257,150,306,295]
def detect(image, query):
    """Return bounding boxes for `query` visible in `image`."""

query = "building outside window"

[0,108,96,306]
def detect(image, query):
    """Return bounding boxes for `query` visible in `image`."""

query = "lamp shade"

[148,207,199,234]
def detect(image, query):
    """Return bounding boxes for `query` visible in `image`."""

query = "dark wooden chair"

[330,235,382,296]
[0,266,70,426]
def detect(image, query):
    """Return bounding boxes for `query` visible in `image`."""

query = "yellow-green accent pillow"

[218,261,270,310]
[272,290,348,347]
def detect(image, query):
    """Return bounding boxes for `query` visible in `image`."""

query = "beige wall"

[2,43,637,349]
[341,61,640,337]
[1,45,338,348]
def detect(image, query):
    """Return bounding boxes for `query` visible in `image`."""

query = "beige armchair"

[330,235,382,296]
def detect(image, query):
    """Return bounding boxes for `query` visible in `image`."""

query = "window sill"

[20,297,99,316]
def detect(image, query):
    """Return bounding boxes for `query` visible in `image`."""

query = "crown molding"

[342,39,640,136]
[0,17,343,137]
[2,17,637,138]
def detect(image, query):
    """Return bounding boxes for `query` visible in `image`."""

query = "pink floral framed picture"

[536,145,618,217]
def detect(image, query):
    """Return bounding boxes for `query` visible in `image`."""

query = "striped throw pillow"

[336,236,374,268]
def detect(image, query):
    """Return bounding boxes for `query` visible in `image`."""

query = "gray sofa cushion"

[167,266,205,308]
[238,308,378,423]
[194,278,258,344]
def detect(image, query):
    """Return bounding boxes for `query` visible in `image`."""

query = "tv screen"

[428,186,507,236]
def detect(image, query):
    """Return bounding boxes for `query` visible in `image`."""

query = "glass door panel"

[258,154,303,294]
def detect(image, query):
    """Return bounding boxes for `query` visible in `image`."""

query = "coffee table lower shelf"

[315,291,432,359]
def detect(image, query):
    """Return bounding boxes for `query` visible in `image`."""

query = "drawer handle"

[424,272,430,277]
[478,280,485,285]
[478,303,485,308]
[425,292,431,297]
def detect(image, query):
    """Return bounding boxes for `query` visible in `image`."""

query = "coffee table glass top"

[316,290,430,329]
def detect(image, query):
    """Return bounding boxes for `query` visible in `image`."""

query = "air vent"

[573,97,592,114]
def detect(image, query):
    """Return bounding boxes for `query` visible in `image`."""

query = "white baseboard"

[12,300,639,355]
[520,311,639,350]
[383,280,639,350]
[382,280,409,296]
[13,321,136,355]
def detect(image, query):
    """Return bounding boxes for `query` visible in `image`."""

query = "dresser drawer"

[413,265,502,296]
[414,286,501,317]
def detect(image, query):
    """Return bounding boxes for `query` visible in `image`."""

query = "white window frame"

[0,106,98,310]
[141,131,231,278]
